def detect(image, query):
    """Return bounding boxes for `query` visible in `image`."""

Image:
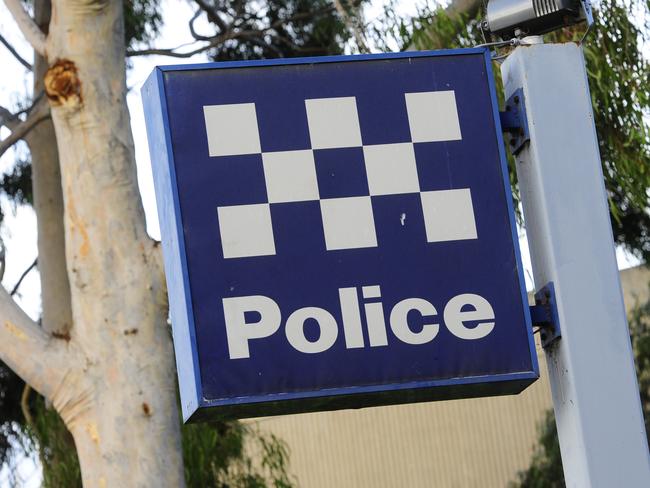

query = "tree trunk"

[26,0,73,337]
[1,0,186,485]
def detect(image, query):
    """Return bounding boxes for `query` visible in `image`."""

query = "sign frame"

[142,48,539,422]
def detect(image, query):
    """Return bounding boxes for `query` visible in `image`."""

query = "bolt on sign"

[142,49,539,422]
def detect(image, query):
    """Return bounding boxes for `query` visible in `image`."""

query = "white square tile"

[305,97,363,149]
[405,91,462,143]
[320,196,377,250]
[262,150,319,203]
[217,204,276,258]
[203,103,261,157]
[363,143,420,196]
[420,189,477,243]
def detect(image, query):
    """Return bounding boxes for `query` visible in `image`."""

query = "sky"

[0,0,643,485]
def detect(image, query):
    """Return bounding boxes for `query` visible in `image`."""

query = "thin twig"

[2,0,47,56]
[189,9,213,41]
[193,0,229,33]
[129,5,337,59]
[21,383,34,426]
[0,33,32,70]
[10,258,37,296]
[127,31,238,58]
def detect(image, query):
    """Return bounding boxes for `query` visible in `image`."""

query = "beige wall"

[250,266,649,488]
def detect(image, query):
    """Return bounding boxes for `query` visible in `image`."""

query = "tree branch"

[0,286,70,399]
[0,106,19,130]
[193,0,229,33]
[10,258,37,296]
[0,96,50,159]
[126,33,234,58]
[0,33,32,70]
[188,9,213,41]
[446,0,483,21]
[0,93,44,130]
[2,0,47,57]
[334,0,369,53]
[407,0,483,50]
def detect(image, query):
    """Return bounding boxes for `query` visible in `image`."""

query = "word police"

[222,286,496,359]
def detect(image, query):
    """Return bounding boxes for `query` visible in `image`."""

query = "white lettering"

[339,287,365,348]
[443,293,495,340]
[285,307,339,353]
[221,288,496,358]
[390,298,439,345]
[365,302,388,347]
[222,295,281,359]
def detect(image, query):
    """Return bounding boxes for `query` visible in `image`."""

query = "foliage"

[510,410,564,488]
[512,283,650,487]
[183,421,294,487]
[0,159,32,207]
[376,0,650,262]
[369,0,480,52]
[630,284,650,447]
[576,0,650,261]
[124,0,163,49]
[196,0,351,61]
[0,367,24,468]
[22,396,82,488]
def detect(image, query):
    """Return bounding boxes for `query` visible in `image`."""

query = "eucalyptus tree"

[0,0,349,485]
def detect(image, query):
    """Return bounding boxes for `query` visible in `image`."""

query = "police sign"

[142,49,539,421]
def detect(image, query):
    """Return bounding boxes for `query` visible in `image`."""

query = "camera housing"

[484,0,593,40]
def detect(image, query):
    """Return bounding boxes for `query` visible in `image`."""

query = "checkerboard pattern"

[204,92,477,259]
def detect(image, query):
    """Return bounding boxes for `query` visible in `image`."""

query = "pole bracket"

[499,88,529,155]
[529,282,561,348]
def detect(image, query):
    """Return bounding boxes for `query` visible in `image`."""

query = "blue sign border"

[142,48,539,422]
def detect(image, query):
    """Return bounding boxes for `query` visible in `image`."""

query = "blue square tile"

[314,147,369,199]
[372,193,427,252]
[181,154,267,207]
[357,93,411,146]
[270,201,325,258]
[257,97,311,152]
[414,141,457,192]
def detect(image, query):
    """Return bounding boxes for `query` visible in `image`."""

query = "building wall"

[251,266,648,487]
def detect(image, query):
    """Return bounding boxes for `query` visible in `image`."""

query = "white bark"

[0,287,77,399]
[27,0,73,336]
[45,0,184,485]
[0,0,186,485]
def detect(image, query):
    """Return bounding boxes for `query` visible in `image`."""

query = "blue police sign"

[142,48,539,422]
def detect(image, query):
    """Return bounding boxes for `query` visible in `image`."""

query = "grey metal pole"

[501,43,650,486]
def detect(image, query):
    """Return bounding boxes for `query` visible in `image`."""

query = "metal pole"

[501,43,650,487]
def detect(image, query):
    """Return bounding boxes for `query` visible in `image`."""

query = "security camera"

[483,0,593,40]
